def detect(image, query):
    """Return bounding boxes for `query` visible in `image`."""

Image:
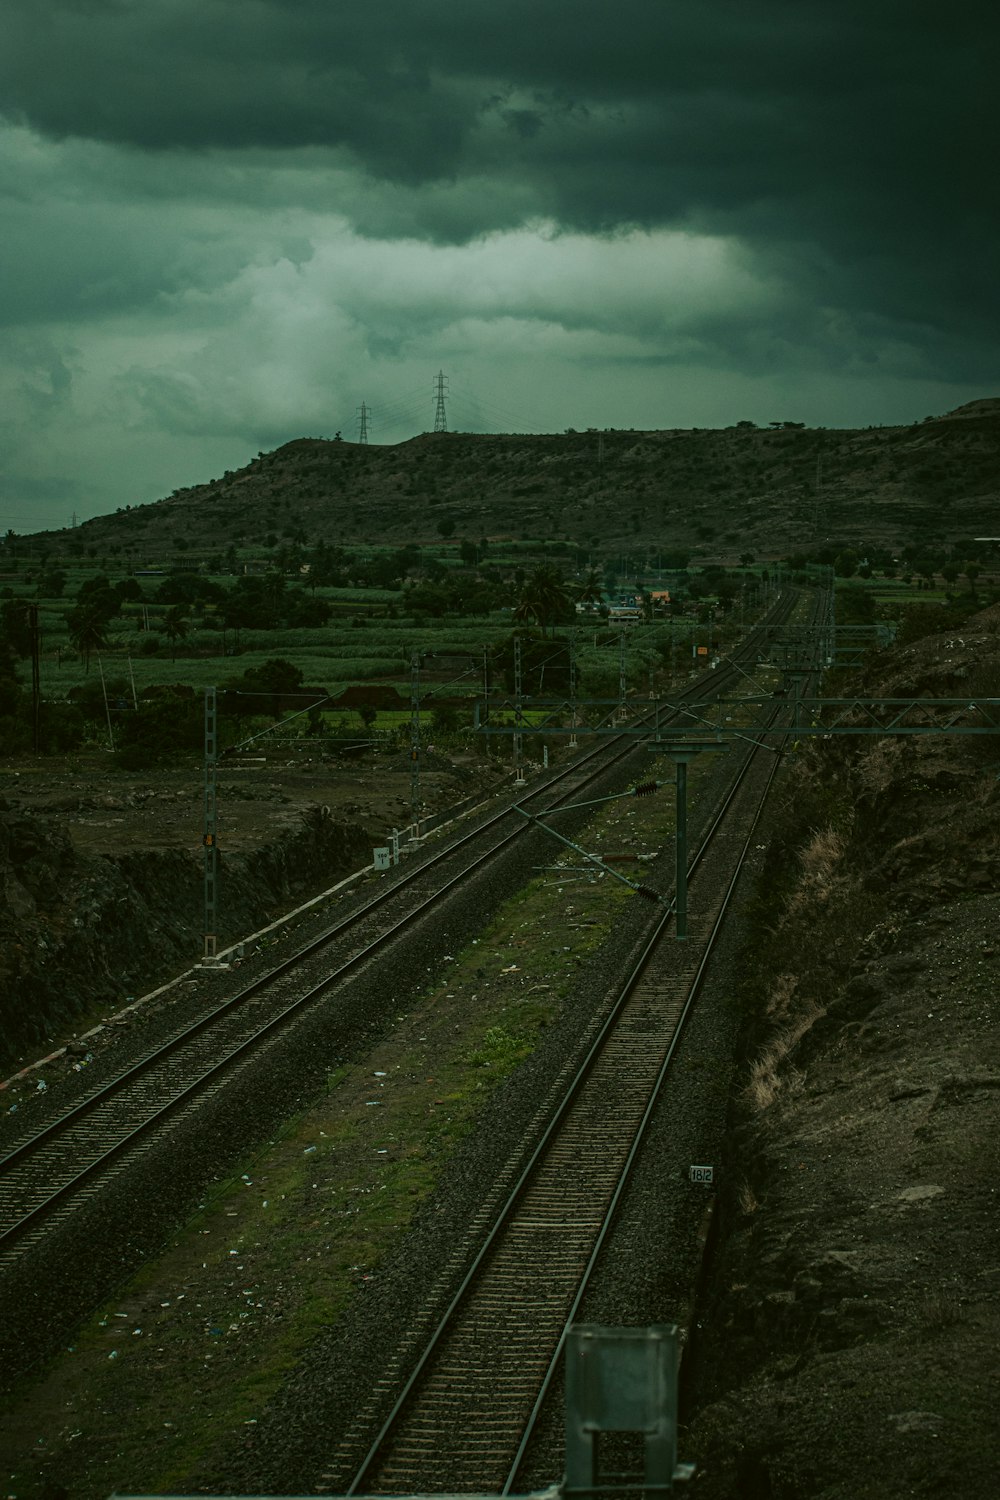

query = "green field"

[2,575,732,702]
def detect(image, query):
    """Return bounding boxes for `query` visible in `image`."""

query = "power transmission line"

[447,387,548,435]
[356,402,371,444]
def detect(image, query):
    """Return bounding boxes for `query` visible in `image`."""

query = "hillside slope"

[688,607,1000,1496]
[28,399,1000,560]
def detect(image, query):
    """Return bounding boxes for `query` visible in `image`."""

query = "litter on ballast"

[304,1145,317,1154]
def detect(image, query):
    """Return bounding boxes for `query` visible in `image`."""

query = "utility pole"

[97,655,115,750]
[617,631,627,720]
[203,687,219,962]
[409,651,422,833]
[28,604,40,753]
[514,635,526,785]
[433,370,449,433]
[569,630,578,749]
[357,402,370,444]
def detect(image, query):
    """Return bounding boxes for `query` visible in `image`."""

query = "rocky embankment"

[687,615,1000,1497]
[0,800,369,1070]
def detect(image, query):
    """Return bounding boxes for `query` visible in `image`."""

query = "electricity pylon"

[433,371,449,432]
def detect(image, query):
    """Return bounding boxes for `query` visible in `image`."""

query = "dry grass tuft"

[765,971,799,1022]
[736,1181,759,1215]
[855,736,904,799]
[744,999,825,1111]
[784,826,847,915]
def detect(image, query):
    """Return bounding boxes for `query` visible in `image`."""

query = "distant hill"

[24,400,1000,561]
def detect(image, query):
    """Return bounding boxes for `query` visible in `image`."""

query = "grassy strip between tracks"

[2,749,723,1500]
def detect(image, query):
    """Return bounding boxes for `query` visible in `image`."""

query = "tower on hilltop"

[433,370,449,433]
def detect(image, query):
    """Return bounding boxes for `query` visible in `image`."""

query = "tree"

[38,567,67,598]
[115,577,143,604]
[229,658,304,694]
[575,568,603,607]
[430,702,461,735]
[0,599,34,657]
[76,574,120,620]
[156,573,222,606]
[284,591,331,627]
[514,565,573,637]
[163,605,189,662]
[437,518,456,539]
[67,602,110,671]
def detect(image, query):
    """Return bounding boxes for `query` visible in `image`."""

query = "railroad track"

[0,606,796,1276]
[335,688,810,1494]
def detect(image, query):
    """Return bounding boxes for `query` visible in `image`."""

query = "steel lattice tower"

[433,370,449,432]
[357,402,370,444]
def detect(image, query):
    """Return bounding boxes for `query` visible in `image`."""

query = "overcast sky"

[1,1,993,533]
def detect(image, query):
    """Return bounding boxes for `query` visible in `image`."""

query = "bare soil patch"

[0,745,503,857]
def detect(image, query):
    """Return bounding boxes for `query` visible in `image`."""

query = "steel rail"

[342,696,796,1495]
[0,609,793,1262]
[502,711,791,1492]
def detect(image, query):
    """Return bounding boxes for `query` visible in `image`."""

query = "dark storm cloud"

[2,3,984,205]
[0,1,992,373]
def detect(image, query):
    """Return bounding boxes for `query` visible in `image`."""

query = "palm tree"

[67,602,109,672]
[514,565,573,637]
[163,605,190,662]
[575,567,603,608]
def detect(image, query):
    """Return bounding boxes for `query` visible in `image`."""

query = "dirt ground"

[0,740,514,1072]
[0,744,511,856]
